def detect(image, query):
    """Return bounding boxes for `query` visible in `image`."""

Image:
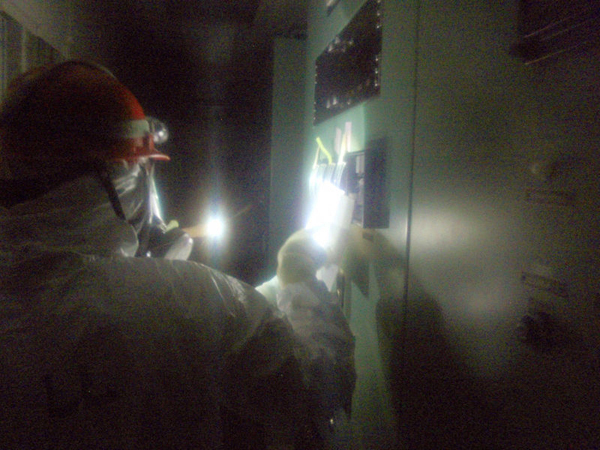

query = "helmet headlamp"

[147,117,169,146]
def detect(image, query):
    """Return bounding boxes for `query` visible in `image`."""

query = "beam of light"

[206,216,225,240]
[305,181,354,251]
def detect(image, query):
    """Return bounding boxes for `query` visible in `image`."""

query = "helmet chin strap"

[94,161,127,221]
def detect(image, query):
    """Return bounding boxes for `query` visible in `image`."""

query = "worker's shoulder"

[77,254,272,318]
[86,255,241,294]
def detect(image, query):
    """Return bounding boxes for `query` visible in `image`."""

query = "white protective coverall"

[257,229,356,446]
[0,174,307,449]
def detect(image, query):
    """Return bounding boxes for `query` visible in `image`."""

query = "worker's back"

[0,175,308,449]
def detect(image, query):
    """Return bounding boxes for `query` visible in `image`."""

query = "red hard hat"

[0,60,169,164]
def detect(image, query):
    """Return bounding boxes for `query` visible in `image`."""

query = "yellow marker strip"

[316,137,333,164]
[313,146,320,167]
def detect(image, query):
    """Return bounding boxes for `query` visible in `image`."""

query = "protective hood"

[0,174,139,257]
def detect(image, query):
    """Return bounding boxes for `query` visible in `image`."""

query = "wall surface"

[298,0,600,448]
[0,0,73,56]
[0,0,124,65]
[268,37,307,271]
[405,2,600,448]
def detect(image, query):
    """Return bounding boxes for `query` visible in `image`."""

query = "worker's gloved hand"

[276,229,328,287]
[145,220,193,260]
[256,229,326,306]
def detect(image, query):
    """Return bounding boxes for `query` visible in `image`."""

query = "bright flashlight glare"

[206,217,225,239]
[312,226,332,250]
[305,181,354,250]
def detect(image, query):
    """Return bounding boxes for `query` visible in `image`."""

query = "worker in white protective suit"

[257,229,356,447]
[0,61,317,449]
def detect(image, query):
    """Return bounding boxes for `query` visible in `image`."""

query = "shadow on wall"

[342,226,501,450]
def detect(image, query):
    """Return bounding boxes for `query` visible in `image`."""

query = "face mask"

[107,160,161,254]
[110,162,150,226]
